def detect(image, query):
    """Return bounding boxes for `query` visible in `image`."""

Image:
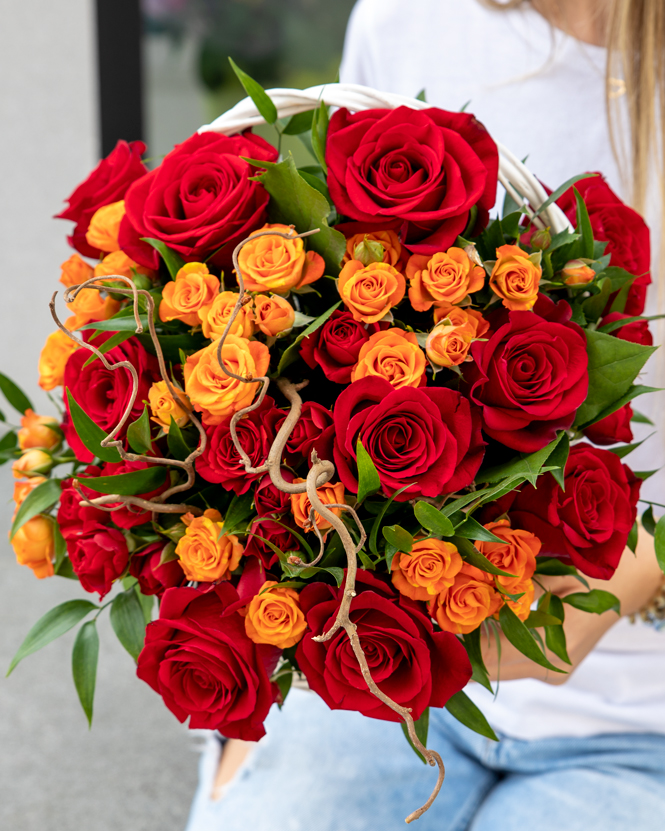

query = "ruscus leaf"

[65,389,121,463]
[78,466,166,496]
[562,589,620,615]
[10,478,62,540]
[356,439,381,505]
[445,691,498,741]
[228,57,278,125]
[72,620,99,727]
[0,371,33,415]
[499,605,566,673]
[110,589,147,661]
[414,501,454,538]
[126,405,152,455]
[141,238,184,279]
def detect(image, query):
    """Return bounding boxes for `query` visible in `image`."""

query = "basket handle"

[199,82,571,235]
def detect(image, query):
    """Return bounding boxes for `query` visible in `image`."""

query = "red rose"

[583,404,634,446]
[58,471,108,535]
[195,396,278,494]
[129,542,186,597]
[599,312,653,346]
[119,131,278,269]
[254,470,294,516]
[326,106,498,254]
[84,460,168,528]
[56,140,147,259]
[557,173,651,315]
[300,310,383,384]
[333,378,484,501]
[68,523,129,597]
[136,582,278,740]
[465,295,588,452]
[507,443,640,579]
[275,401,335,468]
[245,518,300,571]
[296,570,471,721]
[62,335,159,463]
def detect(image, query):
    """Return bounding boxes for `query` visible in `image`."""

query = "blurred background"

[0,1,353,828]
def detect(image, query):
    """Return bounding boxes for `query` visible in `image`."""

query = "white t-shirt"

[340,0,665,739]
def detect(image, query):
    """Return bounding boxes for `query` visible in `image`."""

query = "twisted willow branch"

[50,274,206,516]
[214,230,445,823]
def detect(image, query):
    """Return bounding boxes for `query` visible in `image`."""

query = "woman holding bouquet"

[185,1,665,829]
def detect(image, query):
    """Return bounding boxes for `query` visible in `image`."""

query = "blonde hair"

[481,0,665,216]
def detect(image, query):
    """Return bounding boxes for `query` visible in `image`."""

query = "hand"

[481,525,664,685]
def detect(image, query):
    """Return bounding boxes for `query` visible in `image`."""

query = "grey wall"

[0,2,197,827]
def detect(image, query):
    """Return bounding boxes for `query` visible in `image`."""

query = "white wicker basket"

[199,82,572,235]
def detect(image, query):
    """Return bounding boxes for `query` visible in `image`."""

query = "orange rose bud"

[160,262,220,326]
[11,514,55,579]
[13,476,47,509]
[60,253,94,288]
[562,259,596,286]
[238,223,325,294]
[489,244,541,311]
[94,250,155,281]
[290,480,346,532]
[337,260,406,324]
[343,230,402,268]
[148,381,189,433]
[85,200,125,253]
[244,581,308,649]
[428,564,503,634]
[406,248,485,312]
[351,328,426,389]
[391,539,463,601]
[198,291,255,340]
[12,449,53,479]
[65,287,121,330]
[175,511,243,582]
[253,294,295,337]
[18,410,60,451]
[474,519,540,592]
[38,330,80,391]
[184,335,269,425]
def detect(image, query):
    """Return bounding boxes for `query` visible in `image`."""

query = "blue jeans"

[185,689,665,831]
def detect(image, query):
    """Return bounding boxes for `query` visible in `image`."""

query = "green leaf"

[499,604,566,673]
[544,595,571,664]
[298,169,331,203]
[310,101,329,174]
[368,483,413,556]
[524,610,562,628]
[535,558,589,588]
[141,238,184,280]
[221,491,255,535]
[414,502,454,538]
[78,466,166,496]
[72,620,99,727]
[445,691,498,741]
[81,315,150,333]
[382,525,413,553]
[54,522,67,571]
[282,110,314,135]
[126,405,152,455]
[167,417,193,461]
[110,588,147,661]
[9,478,62,540]
[276,301,341,374]
[631,409,654,425]
[546,431,570,491]
[255,155,346,274]
[416,88,427,102]
[574,331,656,427]
[137,331,206,364]
[655,515,665,575]
[610,436,651,459]
[453,537,517,578]
[65,389,121,463]
[228,57,278,125]
[55,557,77,579]
[0,371,33,415]
[643,505,657,535]
[453,516,504,543]
[462,628,493,693]
[627,521,639,553]
[476,432,566,486]
[562,589,620,615]
[7,599,98,675]
[584,385,660,430]
[400,707,429,764]
[136,586,154,624]
[0,429,17,454]
[581,277,612,323]
[533,173,598,219]
[356,439,381,505]
[275,669,293,708]
[82,331,135,367]
[574,188,594,259]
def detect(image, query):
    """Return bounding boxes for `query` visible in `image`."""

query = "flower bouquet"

[6,75,663,822]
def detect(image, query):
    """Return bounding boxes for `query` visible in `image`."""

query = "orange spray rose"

[290,480,346,532]
[94,250,155,281]
[184,335,269,425]
[13,476,47,509]
[159,262,220,326]
[60,254,94,288]
[337,260,405,324]
[244,581,308,649]
[428,564,503,634]
[175,508,243,582]
[562,259,596,286]
[18,410,60,450]
[12,449,53,479]
[148,381,190,433]
[406,248,485,312]
[391,539,463,601]
[237,223,325,294]
[65,287,121,330]
[11,514,55,579]
[342,229,402,267]
[253,294,295,337]
[351,328,426,388]
[38,330,80,390]
[489,244,541,311]
[85,200,125,253]
[198,291,255,340]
